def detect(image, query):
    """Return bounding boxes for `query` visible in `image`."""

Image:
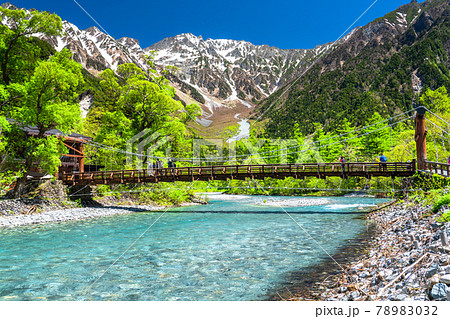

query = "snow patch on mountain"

[227,113,250,142]
[146,32,337,105]
[79,94,93,118]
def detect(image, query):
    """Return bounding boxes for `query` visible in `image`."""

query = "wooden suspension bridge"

[59,107,450,187]
[61,161,416,186]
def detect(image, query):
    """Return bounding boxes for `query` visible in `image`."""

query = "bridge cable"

[83,178,199,293]
[423,107,450,128]
[82,110,415,163]
[251,178,346,272]
[179,115,415,163]
[425,119,450,142]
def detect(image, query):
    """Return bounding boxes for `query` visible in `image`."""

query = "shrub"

[437,211,450,223]
[432,193,450,213]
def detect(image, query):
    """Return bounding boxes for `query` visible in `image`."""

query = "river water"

[0,195,388,301]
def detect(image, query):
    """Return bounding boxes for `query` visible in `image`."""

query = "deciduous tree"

[12,49,83,196]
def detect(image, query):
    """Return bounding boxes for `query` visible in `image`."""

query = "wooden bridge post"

[415,106,427,170]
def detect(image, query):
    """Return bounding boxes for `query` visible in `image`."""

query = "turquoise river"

[0,195,388,301]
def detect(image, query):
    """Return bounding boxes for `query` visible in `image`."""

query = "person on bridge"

[339,156,346,174]
[379,153,387,171]
[169,159,176,173]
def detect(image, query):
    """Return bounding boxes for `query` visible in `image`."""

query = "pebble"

[425,265,439,278]
[360,271,370,278]
[348,291,360,301]
[338,286,347,293]
[427,274,441,289]
[430,222,442,230]
[440,274,450,285]
[390,294,408,301]
[430,283,448,300]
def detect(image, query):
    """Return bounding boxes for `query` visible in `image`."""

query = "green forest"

[0,6,450,202]
[258,0,450,136]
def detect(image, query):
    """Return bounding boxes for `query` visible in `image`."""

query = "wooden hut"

[6,119,93,178]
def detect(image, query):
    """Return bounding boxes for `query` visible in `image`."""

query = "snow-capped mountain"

[147,33,332,101]
[3,1,429,136]
[1,2,354,133]
[46,24,148,74]
[143,33,355,127]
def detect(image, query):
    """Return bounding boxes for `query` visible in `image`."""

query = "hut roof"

[6,118,93,143]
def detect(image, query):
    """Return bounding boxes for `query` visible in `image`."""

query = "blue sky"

[14,0,425,49]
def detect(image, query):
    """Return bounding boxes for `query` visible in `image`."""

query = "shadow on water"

[264,223,377,301]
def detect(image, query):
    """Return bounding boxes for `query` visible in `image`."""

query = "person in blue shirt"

[379,153,387,171]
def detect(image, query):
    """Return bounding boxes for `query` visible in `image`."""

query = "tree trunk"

[12,156,32,198]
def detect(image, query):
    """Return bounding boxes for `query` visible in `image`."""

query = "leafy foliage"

[0,6,62,85]
[432,193,450,213]
[437,210,450,223]
[85,59,201,171]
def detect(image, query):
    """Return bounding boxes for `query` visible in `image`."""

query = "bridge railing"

[424,161,450,177]
[61,161,416,185]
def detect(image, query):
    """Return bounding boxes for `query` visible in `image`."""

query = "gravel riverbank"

[288,200,450,301]
[0,205,166,227]
[0,198,204,228]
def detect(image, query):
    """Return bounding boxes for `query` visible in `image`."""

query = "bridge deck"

[61,161,416,186]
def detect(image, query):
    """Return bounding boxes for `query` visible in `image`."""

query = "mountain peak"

[182,33,203,39]
[1,2,17,10]
[118,37,140,46]
[85,26,102,34]
[178,33,204,45]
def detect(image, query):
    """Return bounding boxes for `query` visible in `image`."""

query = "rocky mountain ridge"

[146,32,345,103]
[0,2,350,133]
[257,0,450,136]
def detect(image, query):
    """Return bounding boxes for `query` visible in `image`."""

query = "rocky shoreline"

[0,180,207,228]
[283,199,450,301]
